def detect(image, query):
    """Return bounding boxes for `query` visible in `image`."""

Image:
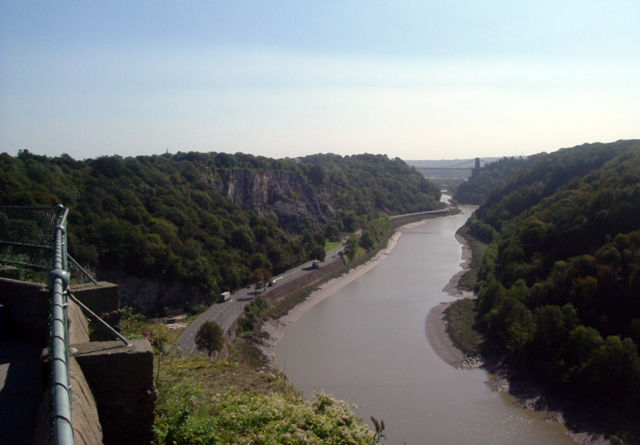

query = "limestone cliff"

[210,168,335,230]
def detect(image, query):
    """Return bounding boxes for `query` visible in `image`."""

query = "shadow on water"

[480,351,639,444]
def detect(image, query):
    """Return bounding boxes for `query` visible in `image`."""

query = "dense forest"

[454,156,536,205]
[467,140,640,426]
[0,150,440,313]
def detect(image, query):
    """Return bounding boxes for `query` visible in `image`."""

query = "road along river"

[270,206,575,445]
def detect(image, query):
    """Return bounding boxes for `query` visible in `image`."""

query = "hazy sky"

[1,1,639,160]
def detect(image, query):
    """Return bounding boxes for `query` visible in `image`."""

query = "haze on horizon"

[1,1,638,161]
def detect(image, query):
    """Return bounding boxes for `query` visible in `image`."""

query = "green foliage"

[470,140,640,421]
[444,299,484,356]
[302,153,441,219]
[324,241,341,252]
[455,225,489,291]
[359,215,390,252]
[455,156,534,205]
[195,321,224,357]
[156,390,377,445]
[0,150,439,313]
[343,235,360,262]
[251,268,272,291]
[466,214,496,243]
[119,306,146,339]
[237,297,269,334]
[154,355,380,445]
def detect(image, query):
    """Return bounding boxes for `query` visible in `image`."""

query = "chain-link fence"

[0,205,68,282]
[0,205,75,444]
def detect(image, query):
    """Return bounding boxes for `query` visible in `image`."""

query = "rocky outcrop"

[212,168,335,230]
[96,270,210,314]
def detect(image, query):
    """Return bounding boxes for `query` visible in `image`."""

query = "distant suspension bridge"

[414,158,491,179]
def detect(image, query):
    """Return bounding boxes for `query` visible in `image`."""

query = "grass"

[153,343,380,444]
[163,325,185,345]
[443,298,484,356]
[125,309,383,444]
[324,241,341,252]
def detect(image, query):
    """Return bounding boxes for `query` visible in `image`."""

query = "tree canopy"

[454,156,535,205]
[468,140,640,421]
[195,321,224,357]
[0,150,440,313]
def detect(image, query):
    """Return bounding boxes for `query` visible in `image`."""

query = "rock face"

[212,168,335,230]
[97,270,210,314]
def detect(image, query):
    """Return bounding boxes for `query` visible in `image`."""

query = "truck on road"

[220,291,231,302]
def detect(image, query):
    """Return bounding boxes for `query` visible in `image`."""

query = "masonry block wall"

[0,277,155,445]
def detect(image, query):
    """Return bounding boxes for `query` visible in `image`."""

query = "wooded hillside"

[454,156,536,205]
[0,150,440,312]
[469,140,640,427]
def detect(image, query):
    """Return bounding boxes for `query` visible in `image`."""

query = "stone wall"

[34,357,104,445]
[0,278,104,445]
[69,281,121,341]
[262,257,345,303]
[74,340,156,445]
[69,282,120,315]
[0,277,155,445]
[67,285,155,445]
[0,277,49,346]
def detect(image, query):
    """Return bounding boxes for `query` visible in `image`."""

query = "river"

[272,205,575,444]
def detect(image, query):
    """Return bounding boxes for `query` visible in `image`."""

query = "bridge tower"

[471,157,481,178]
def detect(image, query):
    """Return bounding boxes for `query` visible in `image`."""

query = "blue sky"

[1,1,639,160]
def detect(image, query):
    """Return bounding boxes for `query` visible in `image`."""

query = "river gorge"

[271,205,576,444]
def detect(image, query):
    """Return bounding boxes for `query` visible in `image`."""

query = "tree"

[309,244,326,262]
[252,267,272,291]
[195,321,224,357]
[343,235,359,262]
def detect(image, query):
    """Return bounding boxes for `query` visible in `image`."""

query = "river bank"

[429,228,621,445]
[425,230,482,368]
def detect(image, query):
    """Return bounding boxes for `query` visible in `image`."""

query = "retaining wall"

[0,277,155,445]
[262,257,345,303]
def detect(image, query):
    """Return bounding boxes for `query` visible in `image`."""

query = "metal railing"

[0,205,74,445]
[48,207,74,444]
[0,205,135,443]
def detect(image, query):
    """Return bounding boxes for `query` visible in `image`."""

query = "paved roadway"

[176,243,344,355]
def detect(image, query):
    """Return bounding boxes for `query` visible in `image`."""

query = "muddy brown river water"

[273,205,575,444]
